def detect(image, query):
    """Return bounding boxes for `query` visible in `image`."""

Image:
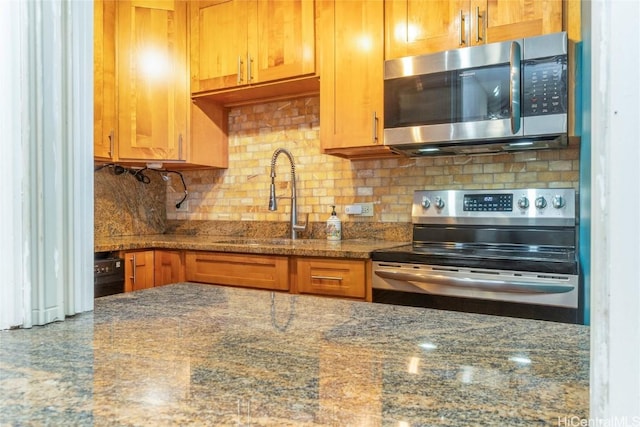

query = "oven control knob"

[535,196,547,209]
[434,196,445,210]
[517,197,530,209]
[421,197,430,209]
[552,195,566,209]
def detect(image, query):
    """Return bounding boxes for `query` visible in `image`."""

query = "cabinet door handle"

[475,6,483,43]
[459,10,466,46]
[178,133,183,160]
[372,111,379,144]
[108,129,114,158]
[311,275,343,281]
[237,55,244,85]
[130,254,137,286]
[247,54,253,83]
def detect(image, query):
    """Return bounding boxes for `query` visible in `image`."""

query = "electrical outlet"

[359,203,374,217]
[177,200,189,211]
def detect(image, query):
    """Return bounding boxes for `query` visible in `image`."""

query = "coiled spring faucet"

[268,148,308,239]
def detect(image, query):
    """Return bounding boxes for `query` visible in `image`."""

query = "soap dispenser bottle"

[326,205,342,241]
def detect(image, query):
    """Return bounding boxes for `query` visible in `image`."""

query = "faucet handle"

[293,213,309,232]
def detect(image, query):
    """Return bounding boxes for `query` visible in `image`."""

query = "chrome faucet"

[268,148,308,239]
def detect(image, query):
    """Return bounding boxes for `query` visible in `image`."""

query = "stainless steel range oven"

[372,188,582,323]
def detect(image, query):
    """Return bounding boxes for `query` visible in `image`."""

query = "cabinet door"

[385,0,467,59]
[117,0,188,161]
[251,0,316,84]
[189,0,249,93]
[319,0,393,158]
[189,100,229,168]
[124,251,155,292]
[385,0,563,59]
[185,252,290,291]
[154,250,185,287]
[94,0,117,160]
[297,258,367,299]
[480,0,562,44]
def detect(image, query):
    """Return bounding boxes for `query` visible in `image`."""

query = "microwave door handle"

[509,41,521,134]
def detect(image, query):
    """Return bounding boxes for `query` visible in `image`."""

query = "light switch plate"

[345,203,373,216]
[345,204,362,215]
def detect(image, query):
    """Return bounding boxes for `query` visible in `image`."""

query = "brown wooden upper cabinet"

[189,0,316,94]
[318,0,398,160]
[385,0,563,59]
[117,0,189,161]
[94,0,117,161]
[94,0,227,168]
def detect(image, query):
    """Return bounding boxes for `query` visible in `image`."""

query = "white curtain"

[0,0,93,330]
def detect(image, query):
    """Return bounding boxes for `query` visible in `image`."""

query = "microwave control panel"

[522,55,567,117]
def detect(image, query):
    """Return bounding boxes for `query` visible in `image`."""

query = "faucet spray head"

[268,178,277,211]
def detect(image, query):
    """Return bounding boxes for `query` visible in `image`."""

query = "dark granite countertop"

[95,234,408,259]
[0,283,589,425]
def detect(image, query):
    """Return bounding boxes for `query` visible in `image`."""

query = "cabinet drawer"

[297,258,366,299]
[185,251,289,291]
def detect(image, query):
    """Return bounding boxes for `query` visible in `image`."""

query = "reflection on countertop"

[0,283,589,425]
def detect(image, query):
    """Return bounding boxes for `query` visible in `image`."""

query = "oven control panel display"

[463,194,513,211]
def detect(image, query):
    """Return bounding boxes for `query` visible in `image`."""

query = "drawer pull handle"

[311,275,343,281]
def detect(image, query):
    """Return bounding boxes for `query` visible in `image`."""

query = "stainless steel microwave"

[383,32,570,156]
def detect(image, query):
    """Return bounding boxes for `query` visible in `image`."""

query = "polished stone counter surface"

[95,234,407,259]
[0,283,589,426]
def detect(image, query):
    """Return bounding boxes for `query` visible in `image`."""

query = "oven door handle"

[374,270,575,294]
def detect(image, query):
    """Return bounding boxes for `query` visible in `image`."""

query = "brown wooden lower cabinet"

[184,251,290,291]
[122,249,185,291]
[121,249,370,300]
[123,250,155,292]
[295,257,371,301]
[154,250,185,287]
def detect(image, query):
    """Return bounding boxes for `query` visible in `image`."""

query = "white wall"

[590,0,640,420]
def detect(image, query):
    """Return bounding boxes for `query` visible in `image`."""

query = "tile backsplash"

[166,95,579,224]
[94,94,579,238]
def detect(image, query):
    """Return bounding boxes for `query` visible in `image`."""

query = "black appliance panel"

[94,256,124,298]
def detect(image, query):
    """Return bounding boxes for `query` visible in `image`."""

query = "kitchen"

[1,0,639,424]
[95,0,583,315]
